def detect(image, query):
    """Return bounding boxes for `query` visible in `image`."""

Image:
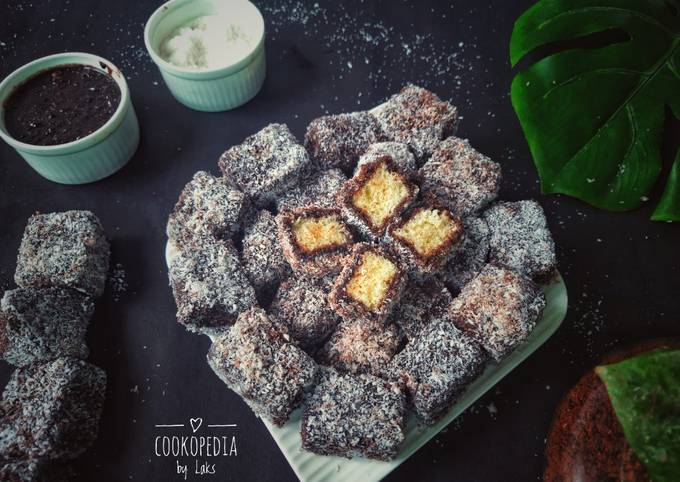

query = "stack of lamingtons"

[167,84,557,460]
[0,211,109,479]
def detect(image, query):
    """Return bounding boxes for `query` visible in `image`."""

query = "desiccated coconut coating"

[329,243,406,325]
[0,460,74,482]
[276,207,354,277]
[317,319,401,376]
[371,84,459,161]
[241,210,291,289]
[388,278,453,341]
[207,308,318,427]
[304,111,386,172]
[448,264,546,361]
[419,137,502,217]
[439,216,490,292]
[385,321,486,425]
[337,157,418,239]
[0,287,93,367]
[357,141,417,174]
[483,200,557,283]
[300,368,406,460]
[269,275,341,349]
[218,123,311,207]
[167,237,257,333]
[167,170,247,241]
[0,358,106,461]
[14,211,110,298]
[386,204,464,276]
[275,169,347,212]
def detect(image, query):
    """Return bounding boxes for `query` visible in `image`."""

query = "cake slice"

[371,84,459,161]
[329,243,406,324]
[207,308,318,427]
[387,204,464,275]
[356,141,417,174]
[301,369,406,460]
[218,123,310,207]
[277,206,354,277]
[448,264,546,361]
[275,168,347,212]
[241,210,291,289]
[337,157,418,239]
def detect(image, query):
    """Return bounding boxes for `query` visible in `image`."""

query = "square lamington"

[357,141,417,174]
[207,308,318,426]
[301,369,406,460]
[387,204,464,276]
[337,157,418,239]
[388,278,452,340]
[440,216,490,292]
[329,243,406,324]
[275,169,347,212]
[277,207,354,277]
[0,358,106,461]
[419,137,502,217]
[218,123,310,207]
[167,237,256,333]
[371,84,459,161]
[14,211,110,298]
[241,210,291,289]
[448,264,546,361]
[304,111,386,172]
[0,287,94,367]
[386,321,486,424]
[167,170,247,241]
[317,319,401,376]
[483,200,557,283]
[269,275,341,349]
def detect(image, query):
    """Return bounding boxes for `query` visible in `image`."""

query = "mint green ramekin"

[0,53,139,185]
[144,0,266,112]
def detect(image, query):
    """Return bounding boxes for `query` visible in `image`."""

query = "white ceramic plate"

[166,241,568,482]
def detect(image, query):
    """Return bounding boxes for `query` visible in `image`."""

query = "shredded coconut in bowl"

[160,15,253,70]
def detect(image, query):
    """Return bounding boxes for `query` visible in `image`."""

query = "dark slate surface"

[1,1,678,481]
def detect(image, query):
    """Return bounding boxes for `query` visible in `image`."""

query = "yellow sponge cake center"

[346,251,397,311]
[393,209,459,257]
[292,216,350,253]
[352,164,409,229]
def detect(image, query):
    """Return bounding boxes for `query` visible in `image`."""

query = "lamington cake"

[317,319,401,376]
[304,111,386,172]
[483,200,557,283]
[0,287,94,367]
[356,141,417,174]
[371,84,459,161]
[168,237,256,333]
[218,123,311,207]
[439,216,490,292]
[419,137,502,217]
[337,157,418,239]
[207,308,318,426]
[329,243,406,324]
[275,168,347,212]
[14,211,110,298]
[269,275,341,349]
[385,321,486,424]
[388,278,453,340]
[0,358,106,461]
[387,204,464,275]
[167,170,247,241]
[301,369,406,460]
[448,264,546,361]
[277,206,354,277]
[241,210,291,289]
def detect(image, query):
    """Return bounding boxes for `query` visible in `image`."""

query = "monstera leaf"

[510,0,680,221]
[597,349,680,481]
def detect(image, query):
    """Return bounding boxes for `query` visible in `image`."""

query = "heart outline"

[189,417,203,433]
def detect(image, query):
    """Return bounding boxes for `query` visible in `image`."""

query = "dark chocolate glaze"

[544,339,680,482]
[4,65,120,146]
